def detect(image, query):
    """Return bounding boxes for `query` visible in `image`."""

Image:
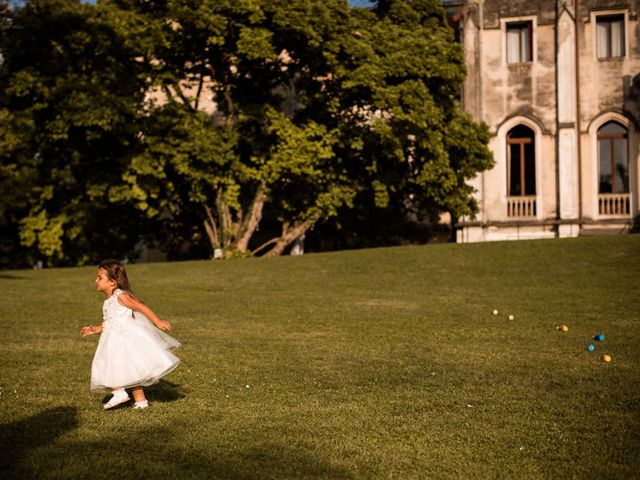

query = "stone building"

[447,0,640,242]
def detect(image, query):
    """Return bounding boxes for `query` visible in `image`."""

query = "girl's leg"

[131,386,149,409]
[131,386,146,402]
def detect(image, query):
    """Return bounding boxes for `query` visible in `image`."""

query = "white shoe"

[133,400,149,410]
[103,390,130,410]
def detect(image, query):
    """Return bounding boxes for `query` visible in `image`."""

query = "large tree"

[102,0,358,258]
[103,0,492,258]
[1,0,492,266]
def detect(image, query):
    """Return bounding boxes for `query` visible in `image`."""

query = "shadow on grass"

[0,274,28,280]
[0,406,78,476]
[146,380,185,403]
[197,442,355,479]
[68,433,353,479]
[99,380,185,407]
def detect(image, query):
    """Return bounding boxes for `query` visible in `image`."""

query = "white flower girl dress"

[90,289,180,392]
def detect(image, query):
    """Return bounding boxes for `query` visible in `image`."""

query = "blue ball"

[587,344,595,351]
[594,334,605,341]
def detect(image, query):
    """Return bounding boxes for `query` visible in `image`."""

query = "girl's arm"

[118,292,172,331]
[80,325,103,337]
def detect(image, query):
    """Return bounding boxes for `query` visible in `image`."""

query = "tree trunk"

[263,216,318,257]
[449,212,458,243]
[215,189,236,248]
[203,205,220,250]
[203,185,268,258]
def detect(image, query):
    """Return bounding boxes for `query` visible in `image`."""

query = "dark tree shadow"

[197,442,355,480]
[0,406,79,476]
[0,274,28,280]
[0,408,352,479]
[67,434,354,479]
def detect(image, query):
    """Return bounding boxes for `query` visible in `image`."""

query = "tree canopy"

[0,0,150,266]
[0,0,492,267]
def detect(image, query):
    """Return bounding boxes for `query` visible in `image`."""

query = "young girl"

[81,260,180,410]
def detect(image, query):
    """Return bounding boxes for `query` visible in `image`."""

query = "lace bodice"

[102,289,133,333]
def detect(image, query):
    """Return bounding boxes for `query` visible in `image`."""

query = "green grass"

[1,236,639,479]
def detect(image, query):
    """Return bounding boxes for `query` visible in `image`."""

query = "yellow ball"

[601,354,612,363]
[557,325,569,332]
[508,314,514,320]
[492,309,499,315]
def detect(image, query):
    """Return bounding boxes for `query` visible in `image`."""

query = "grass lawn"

[0,235,639,479]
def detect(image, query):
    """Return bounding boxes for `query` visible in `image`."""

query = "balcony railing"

[507,195,536,218]
[599,193,630,216]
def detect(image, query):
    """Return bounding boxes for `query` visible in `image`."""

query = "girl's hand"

[80,325,101,337]
[156,320,172,332]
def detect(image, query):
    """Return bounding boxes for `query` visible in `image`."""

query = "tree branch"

[251,237,280,256]
[263,216,319,257]
[236,182,266,252]
[203,204,220,250]
[172,82,195,112]
[162,85,178,104]
[215,189,228,247]
[194,69,205,110]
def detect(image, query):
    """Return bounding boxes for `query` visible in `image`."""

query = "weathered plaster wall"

[482,0,556,27]
[577,1,640,222]
[458,0,640,241]
[578,1,640,126]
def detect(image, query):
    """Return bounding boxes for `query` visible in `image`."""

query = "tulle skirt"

[90,312,180,392]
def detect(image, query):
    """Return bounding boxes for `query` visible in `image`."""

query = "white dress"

[90,288,180,392]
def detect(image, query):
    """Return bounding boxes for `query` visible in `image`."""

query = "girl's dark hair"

[99,259,132,293]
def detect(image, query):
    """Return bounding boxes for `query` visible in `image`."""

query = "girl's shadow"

[100,380,184,407]
[147,380,185,403]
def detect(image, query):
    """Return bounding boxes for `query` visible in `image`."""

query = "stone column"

[556,1,580,237]
[458,0,486,242]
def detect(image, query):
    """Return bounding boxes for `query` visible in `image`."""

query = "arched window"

[507,125,536,196]
[598,121,628,194]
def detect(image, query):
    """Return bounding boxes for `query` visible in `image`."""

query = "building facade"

[449,0,640,242]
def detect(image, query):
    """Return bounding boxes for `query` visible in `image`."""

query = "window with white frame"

[596,15,625,58]
[506,22,533,64]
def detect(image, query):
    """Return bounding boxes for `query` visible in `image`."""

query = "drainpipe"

[479,0,485,236]
[575,0,583,226]
[479,0,484,124]
[555,2,561,222]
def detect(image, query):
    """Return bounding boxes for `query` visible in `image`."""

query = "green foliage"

[261,107,355,221]
[1,0,493,264]
[0,41,41,265]
[104,0,491,258]
[0,0,151,266]
[329,0,493,223]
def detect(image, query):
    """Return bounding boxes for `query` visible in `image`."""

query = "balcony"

[507,196,536,218]
[599,193,630,216]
